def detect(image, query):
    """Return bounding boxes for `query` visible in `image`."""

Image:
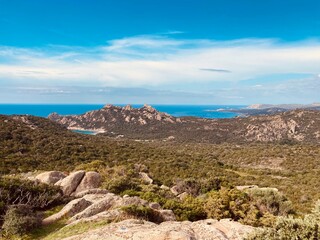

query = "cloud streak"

[199,68,231,73]
[1,36,320,86]
[0,34,320,104]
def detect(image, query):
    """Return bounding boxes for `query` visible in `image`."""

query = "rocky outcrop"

[170,185,183,196]
[61,218,254,240]
[74,189,108,198]
[139,172,153,184]
[38,170,103,196]
[48,104,320,144]
[43,192,176,226]
[55,171,86,196]
[48,104,180,134]
[68,193,121,223]
[43,190,253,239]
[35,171,66,185]
[74,171,101,194]
[42,198,92,225]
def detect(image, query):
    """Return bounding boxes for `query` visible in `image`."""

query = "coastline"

[68,127,106,135]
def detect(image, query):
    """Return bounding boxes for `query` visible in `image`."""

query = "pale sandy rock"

[157,209,176,221]
[236,185,258,191]
[74,189,108,198]
[55,170,85,196]
[42,198,92,225]
[178,192,189,201]
[139,172,153,184]
[63,194,176,225]
[167,135,175,141]
[123,105,133,111]
[68,193,122,223]
[67,209,123,226]
[81,193,111,203]
[112,196,149,209]
[74,171,101,194]
[149,202,161,210]
[160,185,170,190]
[62,218,254,240]
[35,171,66,185]
[170,185,182,196]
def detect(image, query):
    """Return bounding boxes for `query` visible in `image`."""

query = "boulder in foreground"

[62,218,254,240]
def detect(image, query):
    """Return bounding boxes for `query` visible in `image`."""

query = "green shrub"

[104,176,141,194]
[2,204,41,237]
[0,177,64,224]
[246,217,319,240]
[246,200,320,239]
[120,189,141,197]
[247,188,294,216]
[121,205,163,223]
[173,178,221,196]
[139,191,169,206]
[205,188,252,221]
[163,196,207,221]
[74,160,106,172]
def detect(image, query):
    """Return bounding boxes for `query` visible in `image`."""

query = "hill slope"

[1,114,320,214]
[48,105,320,144]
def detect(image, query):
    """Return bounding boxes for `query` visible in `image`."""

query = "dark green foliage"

[2,204,41,237]
[101,165,142,194]
[204,188,282,226]
[247,201,320,239]
[0,177,63,210]
[205,189,253,221]
[173,178,221,196]
[163,197,207,221]
[0,177,64,225]
[105,176,141,194]
[121,205,164,223]
[247,188,294,216]
[246,208,320,239]
[1,114,320,219]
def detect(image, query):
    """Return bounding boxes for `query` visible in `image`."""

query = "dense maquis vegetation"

[0,114,320,238]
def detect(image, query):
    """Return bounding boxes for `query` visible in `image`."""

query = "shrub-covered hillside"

[1,114,320,215]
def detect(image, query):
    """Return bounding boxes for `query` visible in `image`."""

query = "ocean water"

[0,104,246,119]
[71,129,98,135]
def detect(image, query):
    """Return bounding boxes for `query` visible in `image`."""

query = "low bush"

[0,177,64,226]
[173,178,221,196]
[104,176,141,194]
[247,188,294,216]
[163,196,207,221]
[121,205,163,223]
[204,188,279,226]
[246,200,320,239]
[2,204,41,237]
[205,188,252,221]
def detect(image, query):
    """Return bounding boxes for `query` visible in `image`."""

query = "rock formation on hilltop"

[48,104,180,132]
[47,105,320,144]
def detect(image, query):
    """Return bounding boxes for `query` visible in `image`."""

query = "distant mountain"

[221,103,320,116]
[48,104,320,144]
[48,104,180,132]
[247,103,320,110]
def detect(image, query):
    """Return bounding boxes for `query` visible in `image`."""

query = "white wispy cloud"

[0,35,320,89]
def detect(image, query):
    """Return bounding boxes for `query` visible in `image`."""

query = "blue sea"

[0,104,246,119]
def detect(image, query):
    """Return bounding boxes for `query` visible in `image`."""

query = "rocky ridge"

[48,104,180,132]
[48,105,320,144]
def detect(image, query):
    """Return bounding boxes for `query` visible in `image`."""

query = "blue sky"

[0,0,320,104]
